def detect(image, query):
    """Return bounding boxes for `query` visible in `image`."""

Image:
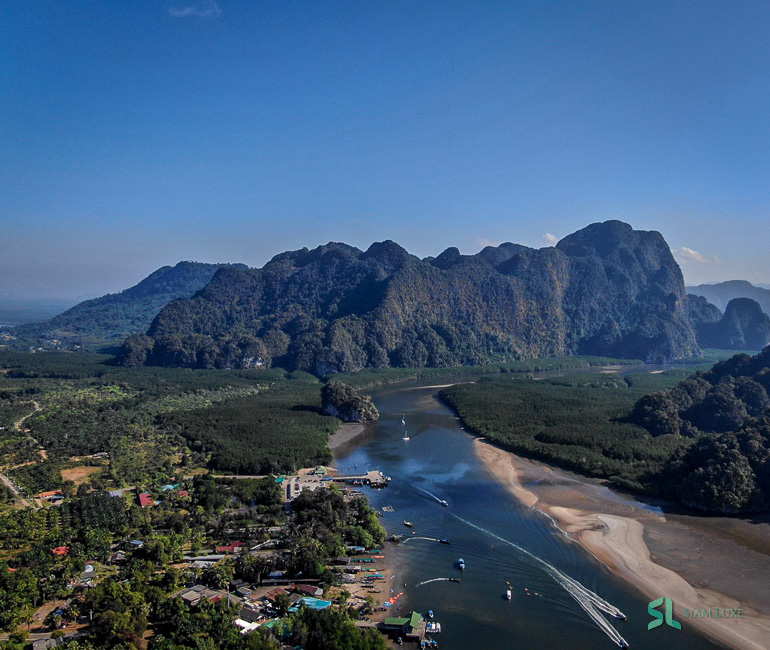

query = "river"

[333,375,719,649]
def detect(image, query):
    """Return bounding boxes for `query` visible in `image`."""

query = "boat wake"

[416,486,448,506]
[416,577,452,587]
[401,536,440,545]
[449,513,627,648]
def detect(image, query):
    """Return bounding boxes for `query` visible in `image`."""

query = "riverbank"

[329,423,398,627]
[474,438,770,650]
[328,422,368,453]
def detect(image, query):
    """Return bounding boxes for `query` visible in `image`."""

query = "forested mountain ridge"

[8,261,246,351]
[119,221,700,373]
[631,346,770,513]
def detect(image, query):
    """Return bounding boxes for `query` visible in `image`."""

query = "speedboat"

[439,499,448,507]
[427,609,434,619]
[506,589,512,600]
[457,558,465,570]
[404,521,413,527]
[439,538,450,545]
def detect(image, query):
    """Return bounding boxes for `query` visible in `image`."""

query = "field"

[60,465,103,486]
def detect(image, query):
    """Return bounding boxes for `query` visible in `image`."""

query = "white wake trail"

[416,486,446,505]
[450,512,627,647]
[415,577,452,587]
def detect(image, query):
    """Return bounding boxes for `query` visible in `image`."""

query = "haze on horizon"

[2,1,769,301]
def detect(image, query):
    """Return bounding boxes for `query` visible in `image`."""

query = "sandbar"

[474,438,770,650]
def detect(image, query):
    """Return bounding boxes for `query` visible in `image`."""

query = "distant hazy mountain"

[687,280,770,314]
[119,221,700,373]
[8,261,246,351]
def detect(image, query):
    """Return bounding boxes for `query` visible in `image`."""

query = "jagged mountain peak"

[119,221,700,373]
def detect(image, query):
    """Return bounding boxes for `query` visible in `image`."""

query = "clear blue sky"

[2,0,769,299]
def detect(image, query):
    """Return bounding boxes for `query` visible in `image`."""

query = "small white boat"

[457,558,465,570]
[506,589,512,600]
[439,499,448,507]
[404,520,413,527]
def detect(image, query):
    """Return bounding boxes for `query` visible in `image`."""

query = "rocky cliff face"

[321,381,379,422]
[119,221,700,372]
[687,294,723,328]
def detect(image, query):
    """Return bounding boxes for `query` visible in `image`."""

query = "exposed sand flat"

[402,383,469,390]
[474,438,770,650]
[328,423,367,453]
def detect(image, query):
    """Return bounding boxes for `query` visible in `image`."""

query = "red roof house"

[138,493,153,508]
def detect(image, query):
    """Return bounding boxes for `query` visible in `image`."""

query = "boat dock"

[330,470,391,488]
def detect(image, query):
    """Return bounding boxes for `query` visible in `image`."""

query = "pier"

[330,470,391,488]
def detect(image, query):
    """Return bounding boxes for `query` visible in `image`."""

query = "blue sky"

[2,1,769,299]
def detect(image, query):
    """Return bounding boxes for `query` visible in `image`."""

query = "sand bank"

[474,438,770,650]
[328,422,367,453]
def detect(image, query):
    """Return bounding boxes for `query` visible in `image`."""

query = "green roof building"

[381,611,424,637]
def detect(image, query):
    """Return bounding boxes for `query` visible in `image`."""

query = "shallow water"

[334,377,719,649]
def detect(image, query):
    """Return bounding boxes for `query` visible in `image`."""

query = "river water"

[333,376,719,649]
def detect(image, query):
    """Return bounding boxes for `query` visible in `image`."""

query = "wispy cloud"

[168,1,221,18]
[543,232,558,245]
[673,247,719,264]
[674,247,706,263]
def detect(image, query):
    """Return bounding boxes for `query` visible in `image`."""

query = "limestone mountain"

[693,298,770,351]
[119,221,700,373]
[10,261,246,351]
[321,381,379,423]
